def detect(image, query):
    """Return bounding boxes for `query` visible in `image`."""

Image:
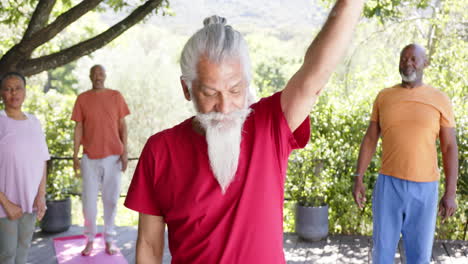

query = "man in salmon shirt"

[353,44,459,263]
[125,0,365,263]
[71,65,130,256]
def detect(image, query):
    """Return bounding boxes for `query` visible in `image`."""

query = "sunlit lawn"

[70,195,139,227]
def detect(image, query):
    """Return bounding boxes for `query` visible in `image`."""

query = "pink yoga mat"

[53,233,128,264]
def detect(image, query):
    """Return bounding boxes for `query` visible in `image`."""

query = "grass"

[70,195,139,227]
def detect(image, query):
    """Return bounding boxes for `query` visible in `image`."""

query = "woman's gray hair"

[180,15,253,91]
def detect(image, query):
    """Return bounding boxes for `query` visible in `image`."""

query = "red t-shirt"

[125,92,310,263]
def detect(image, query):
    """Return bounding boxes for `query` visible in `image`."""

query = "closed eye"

[229,81,243,94]
[230,89,240,94]
[201,87,217,96]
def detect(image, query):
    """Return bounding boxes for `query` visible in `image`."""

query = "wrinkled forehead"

[196,55,245,83]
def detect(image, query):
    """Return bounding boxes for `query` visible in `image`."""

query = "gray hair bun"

[203,15,227,27]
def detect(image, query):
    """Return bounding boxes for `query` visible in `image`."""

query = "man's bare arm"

[281,0,364,131]
[119,118,128,171]
[136,213,165,264]
[73,122,83,175]
[438,126,459,220]
[353,121,380,208]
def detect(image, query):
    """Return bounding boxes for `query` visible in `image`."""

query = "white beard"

[401,71,417,82]
[196,108,252,193]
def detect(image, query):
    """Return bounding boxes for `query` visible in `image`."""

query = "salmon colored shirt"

[371,84,456,182]
[71,89,130,159]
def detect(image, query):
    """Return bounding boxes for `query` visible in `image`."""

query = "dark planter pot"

[295,203,329,241]
[40,197,71,233]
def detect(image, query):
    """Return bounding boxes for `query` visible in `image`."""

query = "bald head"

[399,44,428,87]
[89,64,106,89]
[400,44,427,60]
[90,64,105,74]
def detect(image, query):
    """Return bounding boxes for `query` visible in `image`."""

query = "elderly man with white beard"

[125,0,365,263]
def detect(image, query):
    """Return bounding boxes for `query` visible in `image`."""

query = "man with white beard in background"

[353,44,459,263]
[125,0,365,263]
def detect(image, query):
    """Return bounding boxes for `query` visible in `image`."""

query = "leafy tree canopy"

[322,0,432,22]
[0,0,170,76]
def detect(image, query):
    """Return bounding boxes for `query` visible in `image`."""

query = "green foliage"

[364,0,430,22]
[46,62,79,94]
[252,0,468,237]
[22,85,79,200]
[320,0,432,22]
[287,154,327,207]
[284,95,379,234]
[254,57,298,98]
[71,196,138,226]
[0,0,172,26]
[0,0,34,25]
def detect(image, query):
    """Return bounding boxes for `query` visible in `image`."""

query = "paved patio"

[28,225,467,263]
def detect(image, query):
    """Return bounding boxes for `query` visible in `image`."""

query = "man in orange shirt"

[353,44,459,263]
[71,65,130,256]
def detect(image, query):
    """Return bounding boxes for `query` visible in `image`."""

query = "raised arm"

[281,0,365,131]
[438,126,459,220]
[136,213,166,264]
[353,121,381,208]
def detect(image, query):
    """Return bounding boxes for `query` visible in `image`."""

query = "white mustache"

[196,109,251,130]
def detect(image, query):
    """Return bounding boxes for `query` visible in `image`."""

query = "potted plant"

[286,147,329,242]
[40,158,79,233]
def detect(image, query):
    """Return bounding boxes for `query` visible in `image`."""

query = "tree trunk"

[426,0,443,64]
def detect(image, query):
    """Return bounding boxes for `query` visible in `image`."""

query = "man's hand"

[438,193,457,222]
[33,193,47,221]
[353,178,367,209]
[120,151,128,172]
[4,200,23,221]
[73,156,81,177]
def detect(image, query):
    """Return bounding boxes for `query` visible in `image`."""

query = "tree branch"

[23,0,58,40]
[20,0,164,76]
[0,0,102,73]
[19,0,104,54]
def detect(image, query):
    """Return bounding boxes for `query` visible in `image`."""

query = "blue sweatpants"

[372,174,438,264]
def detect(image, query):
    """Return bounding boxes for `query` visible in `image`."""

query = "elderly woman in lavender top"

[0,72,50,264]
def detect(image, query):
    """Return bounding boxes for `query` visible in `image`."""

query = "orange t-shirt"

[71,89,130,159]
[370,84,455,182]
